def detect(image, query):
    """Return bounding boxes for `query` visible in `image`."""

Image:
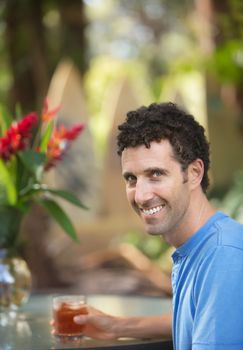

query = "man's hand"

[74,306,120,340]
[74,306,172,340]
[51,306,172,341]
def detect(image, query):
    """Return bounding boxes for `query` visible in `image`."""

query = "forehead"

[121,140,176,172]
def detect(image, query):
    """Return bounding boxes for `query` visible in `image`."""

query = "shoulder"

[193,231,243,302]
[194,215,243,285]
[215,214,243,250]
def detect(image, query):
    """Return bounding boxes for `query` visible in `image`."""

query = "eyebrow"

[123,167,169,178]
[144,167,169,176]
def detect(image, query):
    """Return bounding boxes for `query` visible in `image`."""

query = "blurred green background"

[1,0,243,294]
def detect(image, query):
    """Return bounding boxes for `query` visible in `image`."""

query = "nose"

[134,179,153,206]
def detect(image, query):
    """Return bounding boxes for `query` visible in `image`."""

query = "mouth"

[140,204,165,216]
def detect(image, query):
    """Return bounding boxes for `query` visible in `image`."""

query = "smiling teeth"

[142,205,164,216]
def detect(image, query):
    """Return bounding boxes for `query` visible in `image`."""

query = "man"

[74,102,243,349]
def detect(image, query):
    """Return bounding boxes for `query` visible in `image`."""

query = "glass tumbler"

[53,295,88,341]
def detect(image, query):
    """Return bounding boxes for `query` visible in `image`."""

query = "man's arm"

[74,306,172,340]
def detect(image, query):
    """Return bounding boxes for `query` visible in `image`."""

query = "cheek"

[156,180,182,202]
[126,187,134,203]
[172,182,190,205]
[154,182,170,197]
[126,188,139,209]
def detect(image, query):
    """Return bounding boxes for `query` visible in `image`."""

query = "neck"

[167,192,216,248]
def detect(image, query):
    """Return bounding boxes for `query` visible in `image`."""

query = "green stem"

[0,206,24,254]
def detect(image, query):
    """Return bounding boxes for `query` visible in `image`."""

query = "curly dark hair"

[117,102,210,192]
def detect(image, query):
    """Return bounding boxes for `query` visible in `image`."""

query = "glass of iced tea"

[53,295,88,341]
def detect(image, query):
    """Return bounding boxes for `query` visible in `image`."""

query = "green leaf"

[0,159,17,205]
[0,206,24,249]
[40,122,53,152]
[19,150,46,180]
[15,103,23,121]
[19,184,88,210]
[37,198,79,242]
[0,104,12,134]
[209,40,243,85]
[43,188,88,209]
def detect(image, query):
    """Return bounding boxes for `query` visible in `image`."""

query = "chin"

[145,225,163,236]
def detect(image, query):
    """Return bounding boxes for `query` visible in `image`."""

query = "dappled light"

[0,0,243,296]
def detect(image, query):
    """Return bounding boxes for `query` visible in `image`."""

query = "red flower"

[45,123,85,169]
[0,113,38,161]
[61,124,85,140]
[42,98,60,122]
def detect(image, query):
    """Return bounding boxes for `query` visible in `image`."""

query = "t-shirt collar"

[172,211,227,261]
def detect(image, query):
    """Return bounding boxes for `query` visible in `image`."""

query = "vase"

[0,248,32,311]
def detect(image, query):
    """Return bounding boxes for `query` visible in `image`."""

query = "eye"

[152,169,162,178]
[124,174,137,185]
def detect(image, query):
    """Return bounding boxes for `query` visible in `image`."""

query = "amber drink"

[53,295,87,341]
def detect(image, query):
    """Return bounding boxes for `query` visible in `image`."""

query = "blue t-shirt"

[172,211,243,350]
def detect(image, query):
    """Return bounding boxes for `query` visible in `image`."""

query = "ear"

[188,159,204,190]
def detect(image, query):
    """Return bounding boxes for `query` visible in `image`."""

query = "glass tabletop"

[0,294,173,350]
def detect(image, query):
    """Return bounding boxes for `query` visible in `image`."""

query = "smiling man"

[120,139,210,246]
[74,102,243,349]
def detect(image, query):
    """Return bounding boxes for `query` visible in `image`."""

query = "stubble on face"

[121,140,191,241]
[142,171,190,238]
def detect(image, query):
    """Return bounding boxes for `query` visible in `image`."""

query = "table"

[0,294,173,350]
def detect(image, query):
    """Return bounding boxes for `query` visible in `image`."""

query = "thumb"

[73,315,88,324]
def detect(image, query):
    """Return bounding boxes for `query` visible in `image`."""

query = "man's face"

[121,140,191,238]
